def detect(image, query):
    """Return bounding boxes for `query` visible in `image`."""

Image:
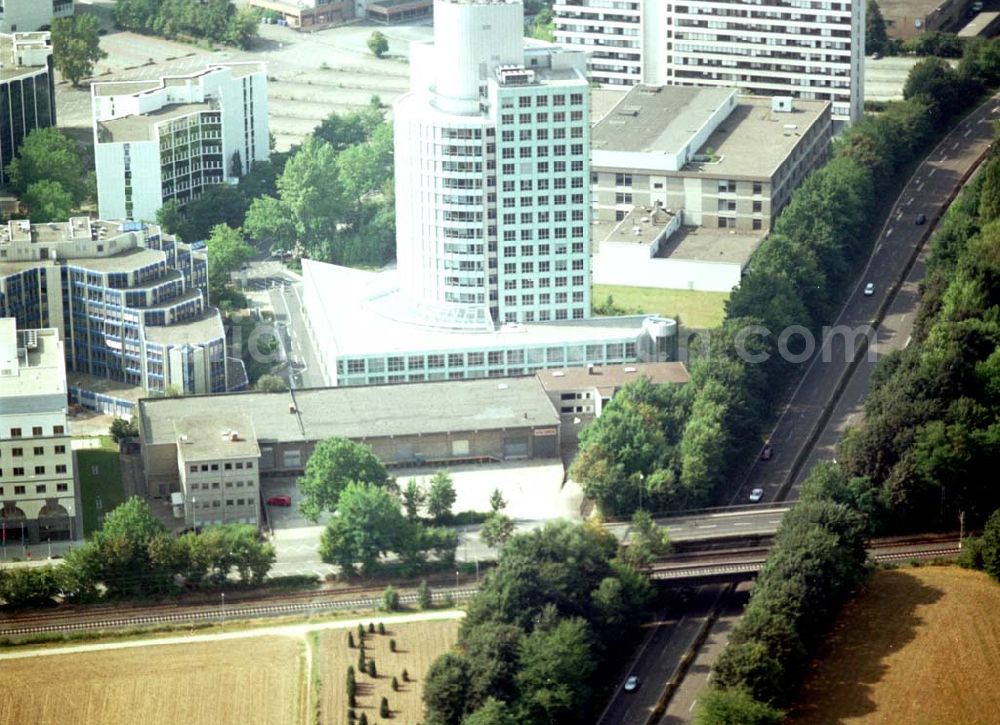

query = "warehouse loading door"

[503,438,530,460]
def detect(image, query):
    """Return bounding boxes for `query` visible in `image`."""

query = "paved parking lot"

[64,1,432,150]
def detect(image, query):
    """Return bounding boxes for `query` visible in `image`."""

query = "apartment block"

[0,218,243,415]
[591,86,833,233]
[0,32,56,185]
[555,0,864,124]
[0,319,75,544]
[0,1,73,34]
[92,63,269,223]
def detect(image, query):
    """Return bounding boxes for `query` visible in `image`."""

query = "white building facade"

[92,63,269,224]
[0,0,73,34]
[0,319,75,544]
[397,0,592,326]
[554,0,864,124]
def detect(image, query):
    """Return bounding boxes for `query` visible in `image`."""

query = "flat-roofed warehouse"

[138,376,561,496]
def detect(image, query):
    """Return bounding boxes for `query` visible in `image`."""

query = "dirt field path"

[0,609,464,661]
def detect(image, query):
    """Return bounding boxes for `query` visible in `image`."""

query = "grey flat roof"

[143,310,224,346]
[690,97,829,178]
[65,247,164,273]
[100,102,215,143]
[657,225,764,266]
[140,376,561,447]
[176,414,260,461]
[592,86,735,154]
[601,206,677,247]
[537,362,690,395]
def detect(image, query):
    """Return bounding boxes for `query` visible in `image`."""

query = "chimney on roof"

[289,403,297,414]
[230,432,239,442]
[587,364,595,375]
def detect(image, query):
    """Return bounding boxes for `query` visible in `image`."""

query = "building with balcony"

[0,319,76,544]
[92,63,269,223]
[0,1,73,34]
[554,0,865,124]
[301,0,678,387]
[0,218,243,416]
[0,32,56,185]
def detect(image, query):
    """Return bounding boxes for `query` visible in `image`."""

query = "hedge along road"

[733,90,1000,506]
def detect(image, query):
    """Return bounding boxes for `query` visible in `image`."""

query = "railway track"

[0,586,480,638]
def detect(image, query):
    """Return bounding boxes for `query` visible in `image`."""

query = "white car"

[864,282,875,296]
[749,488,765,503]
[624,675,640,692]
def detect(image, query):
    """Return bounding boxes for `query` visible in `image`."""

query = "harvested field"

[317,619,460,724]
[790,566,1000,725]
[0,636,304,725]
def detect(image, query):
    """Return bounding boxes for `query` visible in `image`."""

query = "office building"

[248,0,353,28]
[303,0,678,386]
[592,87,833,233]
[139,376,562,500]
[0,319,75,544]
[554,0,864,123]
[0,218,243,416]
[0,1,73,34]
[0,32,56,185]
[92,63,269,223]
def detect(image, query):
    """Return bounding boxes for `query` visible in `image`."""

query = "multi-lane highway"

[733,92,1000,506]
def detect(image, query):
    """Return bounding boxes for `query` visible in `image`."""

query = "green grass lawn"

[592,285,730,330]
[76,436,126,536]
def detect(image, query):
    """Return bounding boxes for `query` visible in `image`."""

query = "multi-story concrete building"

[554,0,864,124]
[303,0,679,386]
[591,87,833,233]
[0,1,73,34]
[92,63,269,223]
[176,414,261,528]
[0,318,75,544]
[0,218,242,415]
[0,32,56,185]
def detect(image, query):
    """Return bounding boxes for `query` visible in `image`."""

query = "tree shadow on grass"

[788,569,944,723]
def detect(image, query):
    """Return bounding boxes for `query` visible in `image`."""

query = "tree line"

[0,498,275,609]
[696,93,1000,723]
[572,43,1000,519]
[422,520,657,725]
[112,0,259,49]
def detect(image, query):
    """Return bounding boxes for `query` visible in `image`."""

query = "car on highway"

[761,444,773,461]
[266,495,292,506]
[624,675,640,692]
[864,282,875,296]
[916,213,927,225]
[749,488,765,503]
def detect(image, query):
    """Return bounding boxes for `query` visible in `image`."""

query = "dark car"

[761,444,773,461]
[916,213,927,225]
[266,495,292,506]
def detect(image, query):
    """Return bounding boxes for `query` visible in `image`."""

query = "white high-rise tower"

[395,0,592,327]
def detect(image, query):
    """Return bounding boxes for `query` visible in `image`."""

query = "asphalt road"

[597,584,729,725]
[733,92,1000,505]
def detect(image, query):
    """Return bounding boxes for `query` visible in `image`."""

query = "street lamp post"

[455,570,460,588]
[221,592,226,622]
[959,510,966,549]
[191,497,197,530]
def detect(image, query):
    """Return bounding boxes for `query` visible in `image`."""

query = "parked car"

[266,495,292,506]
[749,488,765,503]
[761,444,773,461]
[916,213,927,225]
[864,282,875,296]
[624,675,640,692]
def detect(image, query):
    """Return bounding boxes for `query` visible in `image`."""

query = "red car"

[266,495,292,506]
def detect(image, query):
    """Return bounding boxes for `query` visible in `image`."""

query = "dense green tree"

[22,181,74,223]
[694,687,785,725]
[297,437,391,521]
[461,697,518,725]
[109,417,139,444]
[427,470,457,521]
[423,653,471,725]
[461,622,524,710]
[0,566,61,608]
[318,482,406,575]
[403,478,425,521]
[314,104,385,153]
[368,31,389,58]
[205,224,254,301]
[865,0,889,56]
[904,57,965,127]
[6,127,89,203]
[418,579,433,609]
[619,509,672,569]
[480,512,515,551]
[254,374,288,393]
[52,14,108,87]
[981,508,1000,581]
[516,617,596,723]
